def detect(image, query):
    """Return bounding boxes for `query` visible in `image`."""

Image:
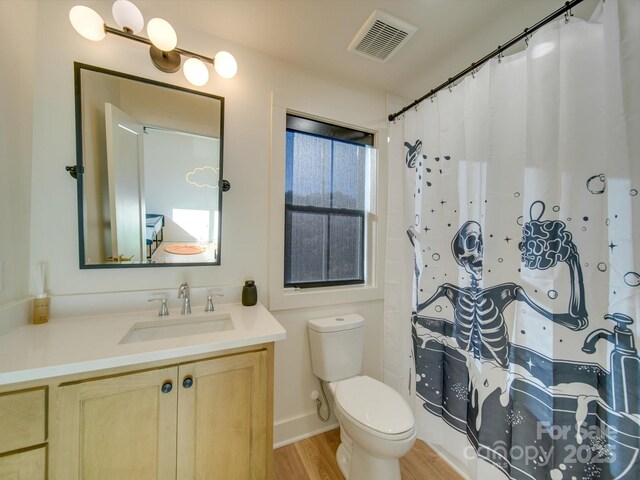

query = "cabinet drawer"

[0,388,47,454]
[0,446,46,480]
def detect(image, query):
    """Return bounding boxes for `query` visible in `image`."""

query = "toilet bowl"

[308,314,416,480]
[329,376,416,480]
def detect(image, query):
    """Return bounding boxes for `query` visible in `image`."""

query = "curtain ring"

[471,62,476,78]
[564,8,572,23]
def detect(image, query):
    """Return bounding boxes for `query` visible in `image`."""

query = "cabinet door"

[0,447,46,480]
[55,367,178,480]
[177,351,268,480]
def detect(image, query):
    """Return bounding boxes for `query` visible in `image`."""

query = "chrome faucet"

[178,282,191,315]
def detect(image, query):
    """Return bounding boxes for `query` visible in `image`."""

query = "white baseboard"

[0,297,31,336]
[424,441,472,480]
[273,411,339,449]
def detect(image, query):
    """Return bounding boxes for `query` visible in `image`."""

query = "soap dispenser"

[242,280,257,306]
[32,263,50,324]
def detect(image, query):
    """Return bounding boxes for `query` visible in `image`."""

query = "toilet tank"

[308,314,365,382]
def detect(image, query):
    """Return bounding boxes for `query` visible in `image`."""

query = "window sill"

[268,283,384,312]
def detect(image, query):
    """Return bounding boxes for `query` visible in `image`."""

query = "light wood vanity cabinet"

[55,366,178,480]
[177,351,268,480]
[53,347,271,480]
[0,387,47,480]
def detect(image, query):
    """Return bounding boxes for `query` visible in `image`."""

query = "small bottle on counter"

[32,293,50,324]
[242,280,258,306]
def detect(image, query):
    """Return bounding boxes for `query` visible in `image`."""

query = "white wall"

[0,1,38,333]
[398,0,600,102]
[143,132,219,243]
[26,0,388,445]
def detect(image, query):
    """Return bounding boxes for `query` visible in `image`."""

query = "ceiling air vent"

[348,10,417,63]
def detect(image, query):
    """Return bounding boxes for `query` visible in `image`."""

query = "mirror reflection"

[74,63,224,267]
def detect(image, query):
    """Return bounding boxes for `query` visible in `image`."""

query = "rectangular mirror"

[73,63,224,268]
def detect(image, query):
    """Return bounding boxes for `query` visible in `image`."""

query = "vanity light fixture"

[69,0,237,86]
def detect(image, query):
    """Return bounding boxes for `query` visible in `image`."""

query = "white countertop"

[0,302,286,386]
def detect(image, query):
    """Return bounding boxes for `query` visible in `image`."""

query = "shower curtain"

[384,1,640,479]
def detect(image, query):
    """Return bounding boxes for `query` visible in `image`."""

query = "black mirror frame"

[73,62,225,269]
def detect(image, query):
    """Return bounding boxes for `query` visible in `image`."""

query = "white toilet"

[308,314,416,480]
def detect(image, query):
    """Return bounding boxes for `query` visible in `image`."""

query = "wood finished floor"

[273,428,463,480]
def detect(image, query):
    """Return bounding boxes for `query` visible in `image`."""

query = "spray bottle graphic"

[582,313,639,414]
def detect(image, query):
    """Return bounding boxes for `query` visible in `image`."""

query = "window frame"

[268,92,387,312]
[284,121,372,289]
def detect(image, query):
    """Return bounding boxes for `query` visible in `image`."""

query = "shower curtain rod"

[388,0,586,122]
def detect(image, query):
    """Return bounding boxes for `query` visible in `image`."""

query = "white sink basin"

[120,313,234,344]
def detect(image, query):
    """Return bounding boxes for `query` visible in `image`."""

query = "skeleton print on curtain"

[391,2,640,479]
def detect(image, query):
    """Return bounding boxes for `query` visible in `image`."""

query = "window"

[285,114,375,288]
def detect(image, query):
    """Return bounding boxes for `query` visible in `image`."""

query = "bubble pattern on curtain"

[386,2,640,479]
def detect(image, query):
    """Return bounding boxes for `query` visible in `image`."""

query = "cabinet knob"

[161,381,173,393]
[183,376,194,389]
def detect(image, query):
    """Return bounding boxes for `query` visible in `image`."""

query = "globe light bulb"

[183,58,209,86]
[214,51,237,79]
[69,5,106,41]
[147,18,177,51]
[112,0,144,34]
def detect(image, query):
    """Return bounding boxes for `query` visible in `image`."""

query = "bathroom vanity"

[0,302,285,479]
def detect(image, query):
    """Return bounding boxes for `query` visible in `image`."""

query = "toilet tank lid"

[308,314,364,333]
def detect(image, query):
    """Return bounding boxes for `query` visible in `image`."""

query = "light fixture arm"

[104,25,215,65]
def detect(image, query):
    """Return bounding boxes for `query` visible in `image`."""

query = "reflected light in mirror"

[172,209,210,242]
[117,123,138,135]
[69,6,106,41]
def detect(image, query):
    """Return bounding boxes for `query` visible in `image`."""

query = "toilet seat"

[332,376,415,439]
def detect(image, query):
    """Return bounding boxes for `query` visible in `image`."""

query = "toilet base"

[350,443,401,480]
[336,443,350,479]
[335,428,402,480]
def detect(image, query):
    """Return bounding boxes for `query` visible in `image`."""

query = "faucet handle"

[148,297,169,317]
[205,292,223,312]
